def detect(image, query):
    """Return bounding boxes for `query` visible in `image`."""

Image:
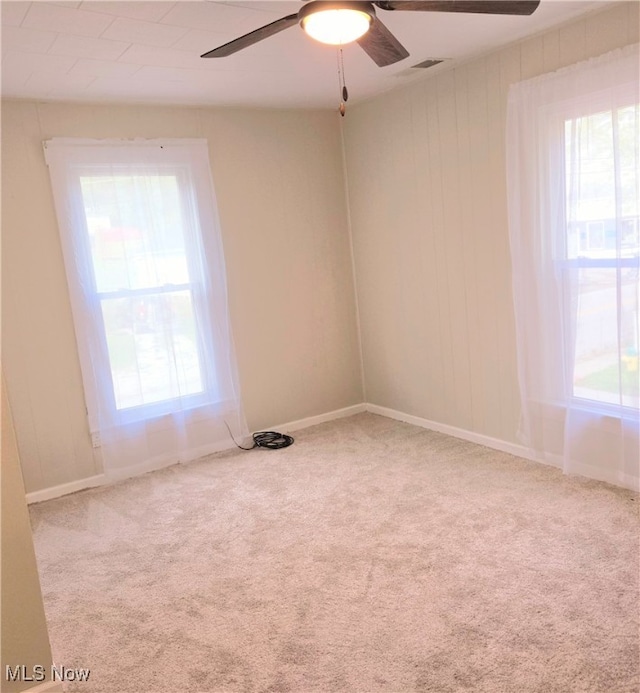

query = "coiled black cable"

[225,422,294,450]
[250,431,294,449]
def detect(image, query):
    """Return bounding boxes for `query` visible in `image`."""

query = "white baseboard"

[273,403,367,434]
[365,403,561,469]
[104,438,239,485]
[365,404,639,490]
[26,474,106,505]
[25,404,368,504]
[30,402,589,504]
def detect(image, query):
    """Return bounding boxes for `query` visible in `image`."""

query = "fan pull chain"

[337,47,348,117]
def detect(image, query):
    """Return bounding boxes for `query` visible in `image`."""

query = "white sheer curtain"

[506,44,639,491]
[45,138,248,481]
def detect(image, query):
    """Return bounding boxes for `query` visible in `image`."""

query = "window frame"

[547,96,640,414]
[43,140,237,436]
[68,161,218,424]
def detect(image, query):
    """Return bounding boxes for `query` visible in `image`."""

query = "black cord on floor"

[224,422,294,451]
[251,431,295,449]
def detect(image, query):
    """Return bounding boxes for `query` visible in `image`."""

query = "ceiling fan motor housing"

[298,2,377,46]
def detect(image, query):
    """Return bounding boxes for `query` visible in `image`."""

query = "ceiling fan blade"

[201,13,299,58]
[374,1,540,15]
[357,18,410,67]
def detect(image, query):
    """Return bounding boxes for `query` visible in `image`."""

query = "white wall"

[342,2,639,445]
[1,375,55,692]
[1,102,363,493]
[3,3,637,495]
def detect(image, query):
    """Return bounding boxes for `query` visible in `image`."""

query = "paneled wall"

[3,3,637,495]
[343,3,639,444]
[1,102,363,493]
[1,376,54,692]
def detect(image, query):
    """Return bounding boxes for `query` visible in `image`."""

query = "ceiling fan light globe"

[302,9,372,46]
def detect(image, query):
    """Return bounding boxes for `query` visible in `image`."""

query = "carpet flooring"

[29,413,639,692]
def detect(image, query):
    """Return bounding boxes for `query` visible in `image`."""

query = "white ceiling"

[1,0,607,109]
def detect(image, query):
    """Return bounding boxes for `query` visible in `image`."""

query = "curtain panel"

[44,138,248,481]
[506,44,639,490]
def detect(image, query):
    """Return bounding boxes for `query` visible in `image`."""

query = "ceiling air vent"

[395,58,447,78]
[412,59,445,69]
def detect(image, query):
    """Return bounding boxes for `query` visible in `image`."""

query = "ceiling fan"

[201,1,541,67]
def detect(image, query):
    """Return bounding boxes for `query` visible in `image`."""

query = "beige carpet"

[30,413,639,692]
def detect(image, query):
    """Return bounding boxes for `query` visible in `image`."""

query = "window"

[45,139,246,480]
[562,106,639,409]
[507,44,639,489]
[78,167,212,418]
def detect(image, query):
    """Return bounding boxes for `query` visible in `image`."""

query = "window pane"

[572,267,639,407]
[565,110,615,256]
[619,105,639,220]
[80,174,190,292]
[564,106,640,261]
[101,291,204,411]
[620,266,640,408]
